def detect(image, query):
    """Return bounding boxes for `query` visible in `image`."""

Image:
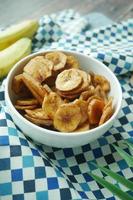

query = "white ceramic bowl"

[5,50,122,148]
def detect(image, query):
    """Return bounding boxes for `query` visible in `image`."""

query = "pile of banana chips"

[13,51,114,133]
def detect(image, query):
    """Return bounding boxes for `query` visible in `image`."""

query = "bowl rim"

[5,50,122,137]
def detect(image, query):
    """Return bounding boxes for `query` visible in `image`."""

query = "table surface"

[0,0,133,26]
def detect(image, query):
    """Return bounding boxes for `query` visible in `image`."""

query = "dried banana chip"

[24,56,53,83]
[56,69,82,92]
[95,85,108,103]
[93,74,110,92]
[54,103,81,132]
[12,74,24,94]
[60,70,89,95]
[15,104,37,110]
[99,106,113,125]
[16,98,38,106]
[25,114,53,126]
[23,73,47,104]
[65,55,80,69]
[88,98,105,124]
[45,51,67,71]
[42,92,64,119]
[74,121,90,132]
[25,108,50,120]
[74,99,88,125]
[79,86,95,101]
[57,90,79,100]
[43,84,52,93]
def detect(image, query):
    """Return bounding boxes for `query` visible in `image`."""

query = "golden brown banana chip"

[16,98,38,106]
[25,114,53,126]
[24,56,53,83]
[45,51,67,71]
[99,106,113,125]
[65,55,80,69]
[54,103,82,132]
[15,104,37,110]
[87,95,102,104]
[79,86,95,101]
[12,74,24,94]
[60,70,89,95]
[23,73,47,104]
[88,98,105,124]
[42,92,64,119]
[74,99,88,125]
[25,108,50,120]
[43,84,52,93]
[74,121,90,132]
[57,90,79,100]
[95,85,108,103]
[56,69,82,92]
[93,74,110,92]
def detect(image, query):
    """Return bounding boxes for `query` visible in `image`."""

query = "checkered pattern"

[0,10,133,200]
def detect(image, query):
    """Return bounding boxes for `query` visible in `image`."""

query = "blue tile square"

[63,149,74,157]
[23,156,34,168]
[80,183,90,191]
[31,148,40,156]
[83,173,93,182]
[70,166,80,175]
[12,169,23,181]
[10,146,22,157]
[93,190,104,199]
[93,148,103,158]
[0,136,9,145]
[24,180,35,193]
[125,62,131,70]
[0,91,4,101]
[118,160,128,170]
[97,53,105,60]
[0,183,12,195]
[0,119,7,127]
[98,137,108,146]
[60,188,71,200]
[8,127,18,136]
[58,159,68,167]
[114,66,122,74]
[35,167,46,179]
[123,106,131,114]
[0,158,10,170]
[20,138,29,146]
[47,177,59,190]
[36,191,48,200]
[13,194,24,200]
[78,191,88,199]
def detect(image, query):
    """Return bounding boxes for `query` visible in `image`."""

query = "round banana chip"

[15,104,37,110]
[88,99,105,124]
[16,98,38,106]
[65,55,80,69]
[42,92,64,119]
[25,114,52,126]
[99,106,113,125]
[45,51,67,71]
[93,74,110,92]
[25,108,50,120]
[56,69,82,92]
[74,121,90,132]
[54,103,81,132]
[74,99,88,125]
[59,70,89,95]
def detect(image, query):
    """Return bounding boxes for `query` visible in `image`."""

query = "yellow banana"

[0,38,31,79]
[0,20,38,50]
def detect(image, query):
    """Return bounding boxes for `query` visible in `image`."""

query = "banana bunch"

[0,20,39,79]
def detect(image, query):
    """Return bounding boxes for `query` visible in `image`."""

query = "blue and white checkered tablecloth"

[0,9,133,200]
